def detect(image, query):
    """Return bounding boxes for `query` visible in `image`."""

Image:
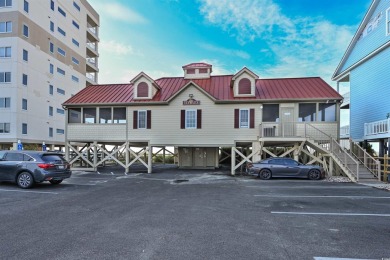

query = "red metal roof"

[63,76,342,105]
[182,62,212,69]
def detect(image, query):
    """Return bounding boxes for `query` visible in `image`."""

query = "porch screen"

[262,104,279,122]
[319,103,336,122]
[68,108,81,123]
[83,108,96,124]
[299,103,316,122]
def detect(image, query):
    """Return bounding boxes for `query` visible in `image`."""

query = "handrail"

[259,122,360,181]
[330,138,359,182]
[349,139,380,180]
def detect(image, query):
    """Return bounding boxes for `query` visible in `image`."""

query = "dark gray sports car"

[246,157,324,180]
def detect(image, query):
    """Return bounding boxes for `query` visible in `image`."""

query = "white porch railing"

[260,122,360,181]
[259,122,338,142]
[86,72,96,82]
[350,140,381,180]
[364,119,390,136]
[340,125,350,139]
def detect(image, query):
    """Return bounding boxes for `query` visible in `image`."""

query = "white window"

[138,110,147,129]
[0,97,11,108]
[72,20,79,29]
[57,88,65,95]
[73,1,80,11]
[0,0,12,8]
[0,47,11,57]
[56,129,64,135]
[185,110,197,129]
[0,72,11,83]
[22,98,27,110]
[240,109,249,128]
[24,0,29,13]
[58,27,66,36]
[0,21,12,33]
[387,7,390,36]
[23,24,29,37]
[22,123,27,135]
[49,106,53,116]
[57,47,66,56]
[0,123,10,134]
[72,57,79,65]
[72,75,79,82]
[72,38,79,47]
[57,67,65,76]
[22,49,28,61]
[56,108,64,115]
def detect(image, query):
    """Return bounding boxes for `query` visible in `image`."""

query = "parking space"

[0,167,389,259]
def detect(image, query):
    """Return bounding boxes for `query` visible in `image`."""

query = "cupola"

[182,62,212,79]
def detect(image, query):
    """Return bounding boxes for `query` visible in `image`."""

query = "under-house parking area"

[0,169,389,260]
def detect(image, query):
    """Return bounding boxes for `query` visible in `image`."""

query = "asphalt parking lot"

[0,165,390,260]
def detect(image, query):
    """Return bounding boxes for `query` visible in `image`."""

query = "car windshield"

[41,154,67,164]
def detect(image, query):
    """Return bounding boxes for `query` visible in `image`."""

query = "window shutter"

[133,111,138,129]
[147,110,151,129]
[250,109,255,128]
[181,110,185,129]
[238,78,251,94]
[234,109,239,128]
[197,109,202,129]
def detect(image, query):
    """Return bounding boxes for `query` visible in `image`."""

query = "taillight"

[37,163,55,169]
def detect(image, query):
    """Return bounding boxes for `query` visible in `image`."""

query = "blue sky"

[89,0,372,91]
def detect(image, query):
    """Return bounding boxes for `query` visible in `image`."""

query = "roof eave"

[332,0,379,79]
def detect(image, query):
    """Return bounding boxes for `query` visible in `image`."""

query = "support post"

[125,142,130,173]
[231,147,236,176]
[329,157,333,177]
[93,141,97,171]
[148,144,152,174]
[163,147,166,165]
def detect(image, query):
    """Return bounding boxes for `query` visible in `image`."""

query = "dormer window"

[238,78,251,95]
[187,69,196,74]
[137,82,149,98]
[232,67,259,97]
[199,68,208,73]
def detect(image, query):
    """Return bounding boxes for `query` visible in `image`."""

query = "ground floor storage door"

[178,147,217,168]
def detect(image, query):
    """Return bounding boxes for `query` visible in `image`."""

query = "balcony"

[86,57,99,72]
[259,122,338,143]
[87,24,99,42]
[340,92,350,109]
[86,42,98,57]
[86,72,97,85]
[340,125,350,139]
[364,119,390,140]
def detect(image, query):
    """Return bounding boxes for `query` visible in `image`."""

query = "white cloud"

[90,2,147,24]
[100,40,134,55]
[198,43,251,59]
[198,0,355,84]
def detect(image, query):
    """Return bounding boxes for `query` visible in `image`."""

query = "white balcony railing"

[87,42,97,51]
[340,125,350,138]
[87,57,96,66]
[342,92,350,105]
[87,24,98,37]
[364,119,390,136]
[86,72,96,82]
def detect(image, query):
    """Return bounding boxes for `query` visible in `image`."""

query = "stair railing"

[349,139,381,180]
[305,123,359,181]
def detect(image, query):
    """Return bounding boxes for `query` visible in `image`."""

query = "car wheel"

[308,169,321,180]
[259,169,272,180]
[17,172,34,189]
[49,180,63,185]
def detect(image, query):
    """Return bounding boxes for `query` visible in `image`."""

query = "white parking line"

[314,257,375,260]
[272,211,390,217]
[0,189,58,194]
[254,195,390,199]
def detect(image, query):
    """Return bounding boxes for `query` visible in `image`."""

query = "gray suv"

[0,150,72,188]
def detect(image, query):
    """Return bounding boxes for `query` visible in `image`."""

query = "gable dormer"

[232,67,259,97]
[130,72,160,100]
[183,62,212,79]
